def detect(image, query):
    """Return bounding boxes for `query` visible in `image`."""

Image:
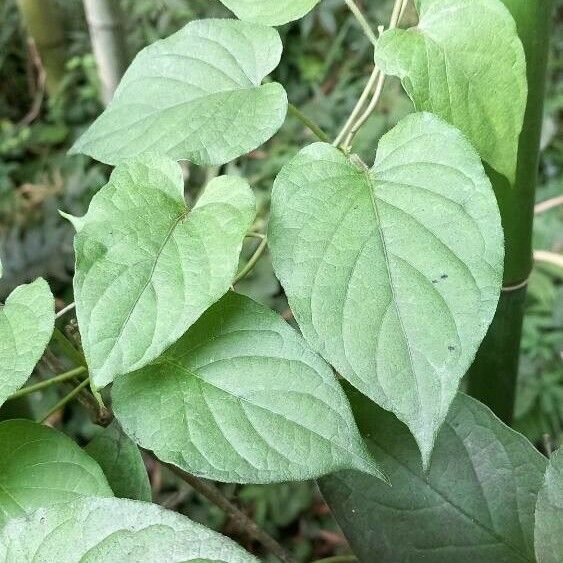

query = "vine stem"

[288,103,330,142]
[151,456,298,563]
[55,301,76,319]
[233,237,268,284]
[8,366,87,400]
[39,377,91,422]
[344,0,378,46]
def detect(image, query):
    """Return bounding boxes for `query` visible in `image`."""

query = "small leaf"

[535,448,563,562]
[112,292,384,484]
[70,19,287,166]
[220,0,321,26]
[0,278,55,408]
[268,112,504,466]
[85,421,151,502]
[0,420,113,526]
[68,156,255,388]
[0,497,257,562]
[320,387,547,563]
[374,0,526,183]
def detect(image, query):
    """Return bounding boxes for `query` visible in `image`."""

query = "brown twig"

[19,38,46,127]
[150,455,298,563]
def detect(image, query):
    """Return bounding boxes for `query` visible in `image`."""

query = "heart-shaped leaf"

[219,0,321,26]
[70,19,287,166]
[0,420,113,527]
[85,421,151,502]
[112,292,384,484]
[66,156,255,388]
[268,112,504,466]
[535,449,563,562]
[0,497,257,562]
[320,387,547,563]
[0,278,54,408]
[374,0,526,183]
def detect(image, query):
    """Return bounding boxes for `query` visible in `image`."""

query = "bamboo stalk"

[16,0,66,96]
[83,0,129,105]
[466,0,554,424]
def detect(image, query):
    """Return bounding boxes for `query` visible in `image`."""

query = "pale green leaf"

[85,421,151,502]
[374,0,526,183]
[0,278,55,408]
[70,19,287,166]
[268,112,504,466]
[112,292,384,484]
[0,420,113,527]
[535,448,563,562]
[68,156,255,389]
[0,497,257,562]
[320,387,547,563]
[220,0,321,26]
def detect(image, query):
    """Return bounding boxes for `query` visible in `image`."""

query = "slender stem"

[344,0,378,47]
[233,237,268,284]
[39,377,91,423]
[55,302,76,319]
[288,103,330,143]
[313,557,357,563]
[246,231,266,241]
[535,195,563,215]
[154,457,298,563]
[534,250,563,270]
[8,367,87,400]
[51,327,86,367]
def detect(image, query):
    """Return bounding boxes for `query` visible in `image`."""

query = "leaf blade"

[71,19,287,166]
[112,292,384,484]
[70,156,255,388]
[0,279,55,408]
[320,388,547,563]
[374,0,526,182]
[268,113,504,465]
[0,420,113,527]
[0,497,257,562]
[219,0,321,26]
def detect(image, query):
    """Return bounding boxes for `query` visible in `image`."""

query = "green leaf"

[85,421,151,502]
[0,278,55,408]
[219,0,321,26]
[374,0,526,183]
[67,156,255,389]
[320,387,547,563]
[0,420,113,527]
[70,19,287,166]
[0,497,257,562]
[535,449,563,562]
[112,292,384,484]
[268,112,504,467]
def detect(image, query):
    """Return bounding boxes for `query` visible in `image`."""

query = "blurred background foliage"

[0,0,561,560]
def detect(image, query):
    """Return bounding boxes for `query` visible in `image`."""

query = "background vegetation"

[0,0,561,559]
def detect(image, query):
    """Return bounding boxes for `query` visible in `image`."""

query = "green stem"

[233,237,268,284]
[467,0,554,423]
[39,377,91,423]
[55,302,76,319]
[288,103,330,143]
[8,367,87,400]
[344,0,378,46]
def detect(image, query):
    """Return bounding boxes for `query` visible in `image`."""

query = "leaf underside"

[71,18,287,166]
[219,0,321,26]
[0,279,54,408]
[0,420,113,527]
[320,387,547,563]
[268,112,504,466]
[0,498,257,562]
[69,155,255,388]
[85,421,152,502]
[374,0,527,183]
[112,292,384,484]
[535,449,563,562]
